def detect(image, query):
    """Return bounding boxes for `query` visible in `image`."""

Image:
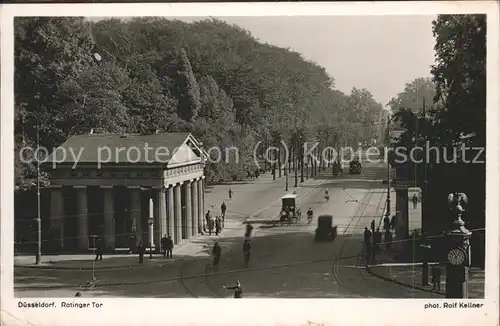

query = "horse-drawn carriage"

[279,194,301,225]
[349,159,362,174]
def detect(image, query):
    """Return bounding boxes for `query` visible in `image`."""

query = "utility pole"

[385,115,391,218]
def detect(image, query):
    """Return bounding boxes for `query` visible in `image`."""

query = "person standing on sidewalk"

[431,264,442,290]
[137,241,145,264]
[205,210,211,233]
[412,193,419,209]
[166,236,173,258]
[221,202,227,217]
[161,234,168,258]
[95,237,104,261]
[215,216,222,236]
[228,188,233,200]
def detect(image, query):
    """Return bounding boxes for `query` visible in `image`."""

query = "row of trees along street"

[15,17,385,189]
[387,15,486,267]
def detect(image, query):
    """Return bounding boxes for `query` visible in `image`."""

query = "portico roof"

[45,132,206,166]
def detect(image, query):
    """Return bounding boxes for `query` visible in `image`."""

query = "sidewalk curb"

[14,260,169,271]
[365,266,446,296]
[15,173,327,272]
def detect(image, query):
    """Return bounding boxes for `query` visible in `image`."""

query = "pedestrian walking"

[228,188,233,200]
[242,239,251,267]
[383,216,390,231]
[390,215,396,230]
[221,202,227,218]
[384,229,393,250]
[412,193,419,209]
[215,216,222,236]
[137,241,145,264]
[212,241,221,272]
[370,219,375,233]
[363,227,372,263]
[95,237,104,261]
[166,235,173,258]
[374,228,382,252]
[161,234,168,258]
[207,217,214,235]
[223,280,243,298]
[245,223,253,238]
[431,264,442,290]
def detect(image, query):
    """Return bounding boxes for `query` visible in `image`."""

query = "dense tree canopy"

[15,17,385,186]
[390,14,486,238]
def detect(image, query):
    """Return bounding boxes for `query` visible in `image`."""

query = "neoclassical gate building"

[44,131,208,252]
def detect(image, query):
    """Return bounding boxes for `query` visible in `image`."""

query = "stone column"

[50,185,64,249]
[174,183,182,244]
[197,178,204,233]
[185,182,192,239]
[395,187,409,241]
[155,188,167,252]
[75,186,89,251]
[167,186,175,239]
[102,186,115,251]
[129,186,142,244]
[191,179,198,237]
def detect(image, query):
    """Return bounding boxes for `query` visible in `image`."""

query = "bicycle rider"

[242,238,251,267]
[212,241,222,272]
[324,189,330,201]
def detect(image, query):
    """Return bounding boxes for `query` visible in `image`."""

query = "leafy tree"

[174,48,201,122]
[387,77,436,114]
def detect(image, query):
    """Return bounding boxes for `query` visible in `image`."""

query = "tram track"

[197,176,329,298]
[331,186,375,297]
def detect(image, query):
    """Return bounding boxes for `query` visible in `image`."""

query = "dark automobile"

[349,160,361,174]
[314,215,337,241]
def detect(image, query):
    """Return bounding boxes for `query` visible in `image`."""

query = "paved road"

[17,162,476,298]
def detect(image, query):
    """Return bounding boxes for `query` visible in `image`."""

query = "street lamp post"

[148,197,154,259]
[285,168,289,192]
[386,116,391,218]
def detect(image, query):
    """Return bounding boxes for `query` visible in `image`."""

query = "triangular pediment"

[169,143,201,165]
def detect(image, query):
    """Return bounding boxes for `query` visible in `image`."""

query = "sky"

[208,16,437,107]
[94,15,437,107]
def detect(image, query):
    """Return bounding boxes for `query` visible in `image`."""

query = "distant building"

[41,131,208,253]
